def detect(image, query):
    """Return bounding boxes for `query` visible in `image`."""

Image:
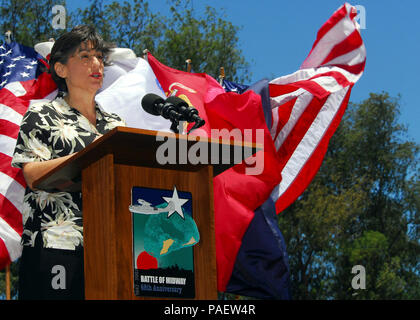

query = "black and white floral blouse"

[12,96,126,251]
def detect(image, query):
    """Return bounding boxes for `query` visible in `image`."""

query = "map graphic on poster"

[130,186,199,298]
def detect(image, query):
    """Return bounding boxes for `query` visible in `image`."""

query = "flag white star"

[3,71,11,77]
[162,186,189,219]
[20,71,30,78]
[0,59,4,64]
[6,63,16,68]
[30,60,38,65]
[0,80,7,87]
[0,44,5,50]
[24,64,34,70]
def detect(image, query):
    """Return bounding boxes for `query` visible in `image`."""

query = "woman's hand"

[22,153,76,190]
[23,133,103,190]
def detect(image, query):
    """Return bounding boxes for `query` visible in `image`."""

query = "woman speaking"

[12,25,125,299]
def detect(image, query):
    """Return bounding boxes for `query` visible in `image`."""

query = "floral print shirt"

[12,96,126,250]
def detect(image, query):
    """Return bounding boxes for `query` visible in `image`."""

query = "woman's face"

[56,41,105,95]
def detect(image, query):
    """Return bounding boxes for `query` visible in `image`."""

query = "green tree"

[153,0,250,83]
[0,0,69,46]
[71,0,250,83]
[279,92,420,299]
[70,0,164,56]
[103,0,165,56]
[71,0,112,41]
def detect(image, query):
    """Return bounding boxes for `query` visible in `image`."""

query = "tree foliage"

[152,1,250,82]
[73,0,164,59]
[279,92,420,299]
[69,0,250,83]
[0,0,69,46]
[0,0,250,82]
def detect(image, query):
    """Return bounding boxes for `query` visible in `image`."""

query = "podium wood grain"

[82,153,217,300]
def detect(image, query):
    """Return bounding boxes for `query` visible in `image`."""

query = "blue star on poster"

[130,186,199,298]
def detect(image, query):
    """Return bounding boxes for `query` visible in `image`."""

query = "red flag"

[147,53,282,291]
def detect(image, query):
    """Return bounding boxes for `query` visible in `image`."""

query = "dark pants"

[18,246,85,300]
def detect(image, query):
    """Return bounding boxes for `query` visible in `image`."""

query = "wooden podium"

[34,127,259,300]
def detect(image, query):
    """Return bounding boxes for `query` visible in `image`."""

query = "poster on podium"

[130,186,199,298]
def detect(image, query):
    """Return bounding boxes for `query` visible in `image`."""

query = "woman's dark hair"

[49,25,114,93]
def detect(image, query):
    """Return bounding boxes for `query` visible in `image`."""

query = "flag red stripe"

[321,30,363,66]
[0,239,12,271]
[0,194,23,235]
[23,72,56,99]
[269,83,301,97]
[276,95,329,171]
[0,153,26,187]
[309,71,352,88]
[332,61,366,76]
[272,97,297,141]
[0,119,20,139]
[17,79,36,95]
[349,5,358,20]
[270,79,330,99]
[289,80,330,99]
[0,90,30,116]
[275,86,352,213]
[306,5,348,61]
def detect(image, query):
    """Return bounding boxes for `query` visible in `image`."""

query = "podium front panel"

[82,154,217,300]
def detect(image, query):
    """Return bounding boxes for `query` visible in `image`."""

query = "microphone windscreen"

[165,96,189,109]
[141,93,165,116]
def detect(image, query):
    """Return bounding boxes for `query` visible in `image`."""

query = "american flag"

[0,41,56,270]
[268,3,366,213]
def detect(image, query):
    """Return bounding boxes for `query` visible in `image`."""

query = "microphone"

[141,93,182,123]
[165,96,205,128]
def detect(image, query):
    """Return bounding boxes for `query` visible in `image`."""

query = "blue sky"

[68,0,419,144]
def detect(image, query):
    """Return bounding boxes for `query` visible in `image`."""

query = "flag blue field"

[0,42,44,89]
